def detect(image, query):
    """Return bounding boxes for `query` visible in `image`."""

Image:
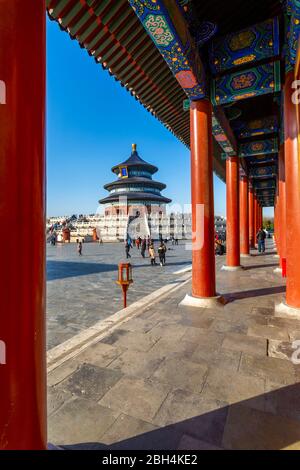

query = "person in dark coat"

[141,237,147,258]
[125,239,131,258]
[256,227,266,253]
[158,241,167,266]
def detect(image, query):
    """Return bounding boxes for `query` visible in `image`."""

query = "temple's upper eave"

[111,150,158,175]
[104,177,166,191]
[99,191,172,205]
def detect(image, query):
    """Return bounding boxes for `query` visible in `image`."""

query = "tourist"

[149,243,156,266]
[125,239,131,259]
[77,241,83,256]
[215,239,224,256]
[256,227,266,253]
[141,237,147,258]
[158,241,166,266]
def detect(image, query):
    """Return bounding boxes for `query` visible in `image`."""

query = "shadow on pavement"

[55,383,300,450]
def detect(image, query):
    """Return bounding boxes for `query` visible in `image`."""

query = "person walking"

[141,237,147,258]
[147,235,151,250]
[256,227,266,253]
[158,241,166,266]
[125,239,131,259]
[149,243,156,266]
[77,241,83,256]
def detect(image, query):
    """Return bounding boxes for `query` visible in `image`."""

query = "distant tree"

[264,219,274,231]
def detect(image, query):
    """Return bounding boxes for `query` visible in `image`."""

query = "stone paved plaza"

[47,240,300,450]
[47,241,192,349]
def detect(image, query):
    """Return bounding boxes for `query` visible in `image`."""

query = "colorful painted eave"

[210,18,280,75]
[286,0,300,71]
[211,61,281,106]
[239,138,279,157]
[46,0,227,180]
[128,0,238,159]
[128,0,206,100]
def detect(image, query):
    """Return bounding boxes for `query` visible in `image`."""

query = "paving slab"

[100,328,161,352]
[222,332,267,356]
[59,363,123,401]
[191,347,241,372]
[247,324,289,341]
[49,398,119,445]
[201,367,265,407]
[152,358,208,393]
[153,388,228,447]
[98,376,170,422]
[239,353,296,385]
[107,349,165,379]
[100,414,157,446]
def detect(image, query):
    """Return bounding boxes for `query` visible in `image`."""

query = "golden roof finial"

[132,143,137,152]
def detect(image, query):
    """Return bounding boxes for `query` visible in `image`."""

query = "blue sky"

[46,17,272,219]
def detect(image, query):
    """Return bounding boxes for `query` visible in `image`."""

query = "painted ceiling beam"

[210,18,280,75]
[286,0,300,71]
[247,154,278,165]
[232,116,278,139]
[211,61,281,106]
[129,0,238,161]
[128,0,206,100]
[249,165,277,178]
[239,138,279,157]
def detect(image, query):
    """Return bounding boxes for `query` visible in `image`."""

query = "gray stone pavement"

[47,241,193,349]
[48,240,300,449]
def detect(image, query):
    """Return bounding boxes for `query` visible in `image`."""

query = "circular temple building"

[99,144,171,216]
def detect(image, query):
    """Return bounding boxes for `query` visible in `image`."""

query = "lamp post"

[116,263,133,308]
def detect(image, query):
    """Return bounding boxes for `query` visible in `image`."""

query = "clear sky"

[46,17,273,219]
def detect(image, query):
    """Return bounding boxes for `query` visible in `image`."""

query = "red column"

[225,156,240,268]
[278,144,286,269]
[284,71,300,308]
[249,185,255,249]
[258,204,262,229]
[239,173,250,255]
[190,100,216,298]
[275,178,280,257]
[0,2,46,449]
[255,198,260,234]
[253,196,258,245]
[274,182,280,255]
